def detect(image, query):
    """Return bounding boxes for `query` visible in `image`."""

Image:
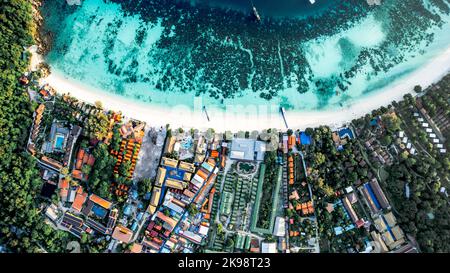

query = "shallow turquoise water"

[43,0,450,111]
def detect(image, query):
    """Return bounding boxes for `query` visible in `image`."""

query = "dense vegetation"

[304,79,450,252]
[256,151,279,229]
[0,0,69,252]
[383,84,450,252]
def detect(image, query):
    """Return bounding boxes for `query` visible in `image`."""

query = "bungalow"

[289,190,300,200]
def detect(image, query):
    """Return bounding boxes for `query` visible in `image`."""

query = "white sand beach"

[42,45,450,132]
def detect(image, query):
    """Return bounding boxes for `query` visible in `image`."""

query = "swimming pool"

[54,134,65,150]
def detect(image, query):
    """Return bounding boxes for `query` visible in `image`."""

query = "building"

[161,157,178,168]
[369,179,390,209]
[180,230,202,244]
[392,243,418,253]
[229,139,266,161]
[155,167,166,187]
[179,161,196,173]
[370,231,389,253]
[261,242,277,253]
[156,211,178,232]
[273,217,286,237]
[45,204,59,222]
[165,178,187,190]
[89,194,112,210]
[71,187,87,212]
[342,196,360,225]
[147,187,162,214]
[112,225,133,243]
[129,243,143,253]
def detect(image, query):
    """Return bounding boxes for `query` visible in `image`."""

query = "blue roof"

[381,215,396,240]
[300,132,311,145]
[123,205,132,216]
[144,192,151,200]
[334,227,343,235]
[131,221,138,231]
[131,190,138,199]
[364,184,381,210]
[338,128,354,139]
[137,212,144,221]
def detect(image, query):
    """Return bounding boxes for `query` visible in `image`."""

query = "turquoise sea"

[42,0,450,112]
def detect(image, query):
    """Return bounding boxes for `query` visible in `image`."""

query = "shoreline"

[41,45,450,132]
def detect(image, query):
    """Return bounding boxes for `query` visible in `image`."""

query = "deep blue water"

[184,0,338,18]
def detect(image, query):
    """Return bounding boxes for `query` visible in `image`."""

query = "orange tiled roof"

[72,188,87,212]
[89,194,112,209]
[59,178,69,189]
[210,150,219,158]
[72,170,83,180]
[77,149,85,160]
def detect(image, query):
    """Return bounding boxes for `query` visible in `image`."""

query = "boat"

[309,0,316,4]
[253,6,261,21]
[250,1,261,22]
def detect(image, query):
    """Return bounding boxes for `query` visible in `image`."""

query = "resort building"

[165,178,187,190]
[89,194,113,210]
[370,231,389,253]
[229,138,266,161]
[148,187,162,215]
[178,161,196,173]
[161,157,178,168]
[155,167,166,187]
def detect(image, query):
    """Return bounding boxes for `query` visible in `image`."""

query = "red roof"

[59,178,69,189]
[77,149,85,160]
[87,154,95,166]
[72,170,83,180]
[72,188,87,212]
